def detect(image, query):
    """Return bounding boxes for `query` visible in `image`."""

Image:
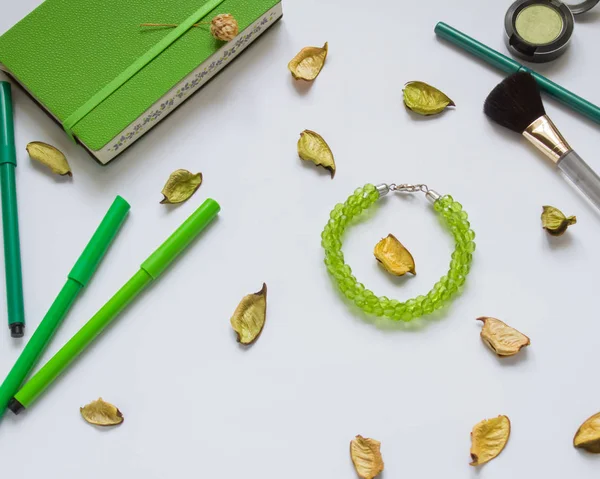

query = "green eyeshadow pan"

[515,5,564,45]
[505,0,598,62]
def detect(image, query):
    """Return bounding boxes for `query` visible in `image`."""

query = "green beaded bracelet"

[321,183,475,322]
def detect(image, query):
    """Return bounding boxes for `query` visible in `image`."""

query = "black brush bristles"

[484,72,546,133]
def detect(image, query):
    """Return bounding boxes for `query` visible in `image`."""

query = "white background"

[1,0,599,477]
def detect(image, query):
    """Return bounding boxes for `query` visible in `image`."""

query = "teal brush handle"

[435,22,600,125]
[0,82,25,338]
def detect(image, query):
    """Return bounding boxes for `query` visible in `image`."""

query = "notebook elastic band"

[62,0,226,142]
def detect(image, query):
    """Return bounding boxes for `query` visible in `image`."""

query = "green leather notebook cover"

[0,0,281,163]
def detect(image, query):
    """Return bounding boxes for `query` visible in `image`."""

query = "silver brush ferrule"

[522,115,572,164]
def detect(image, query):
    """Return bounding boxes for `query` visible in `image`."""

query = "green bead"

[422,299,433,314]
[450,202,462,212]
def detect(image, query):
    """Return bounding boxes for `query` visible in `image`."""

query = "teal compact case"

[505,0,599,62]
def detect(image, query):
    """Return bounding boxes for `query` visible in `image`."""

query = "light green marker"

[9,198,220,414]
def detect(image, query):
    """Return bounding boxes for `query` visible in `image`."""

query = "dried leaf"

[288,42,328,81]
[80,398,124,427]
[297,130,335,178]
[374,234,416,276]
[574,412,600,453]
[160,169,203,204]
[403,81,455,116]
[26,142,72,177]
[470,415,511,466]
[477,317,530,357]
[230,283,267,345]
[541,206,576,236]
[350,435,384,479]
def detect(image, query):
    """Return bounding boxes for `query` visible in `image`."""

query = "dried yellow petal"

[160,169,203,204]
[26,142,72,177]
[374,234,416,276]
[297,130,335,178]
[288,42,328,81]
[230,283,267,345]
[574,412,600,453]
[403,81,455,116]
[80,398,124,427]
[541,206,576,236]
[470,415,511,466]
[350,435,384,479]
[477,317,530,357]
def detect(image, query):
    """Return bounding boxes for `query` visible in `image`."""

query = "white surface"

[1,0,600,477]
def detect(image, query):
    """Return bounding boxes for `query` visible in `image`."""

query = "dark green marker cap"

[68,196,130,286]
[0,82,17,167]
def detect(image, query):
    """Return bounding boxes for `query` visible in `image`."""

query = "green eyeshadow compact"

[505,0,599,62]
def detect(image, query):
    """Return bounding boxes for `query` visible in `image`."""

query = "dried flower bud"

[210,14,239,42]
[541,206,576,236]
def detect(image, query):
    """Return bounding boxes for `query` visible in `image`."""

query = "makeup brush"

[484,71,600,210]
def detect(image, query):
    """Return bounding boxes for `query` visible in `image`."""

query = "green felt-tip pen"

[434,22,600,125]
[0,81,25,338]
[0,196,130,418]
[9,198,220,414]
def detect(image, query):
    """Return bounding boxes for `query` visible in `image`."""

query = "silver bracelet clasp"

[376,183,441,203]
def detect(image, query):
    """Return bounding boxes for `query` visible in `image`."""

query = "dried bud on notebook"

[0,0,282,164]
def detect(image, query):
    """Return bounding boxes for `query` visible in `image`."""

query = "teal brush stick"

[0,81,25,338]
[9,198,220,414]
[434,22,600,125]
[0,196,129,418]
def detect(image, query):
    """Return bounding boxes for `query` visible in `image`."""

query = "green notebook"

[0,0,282,164]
